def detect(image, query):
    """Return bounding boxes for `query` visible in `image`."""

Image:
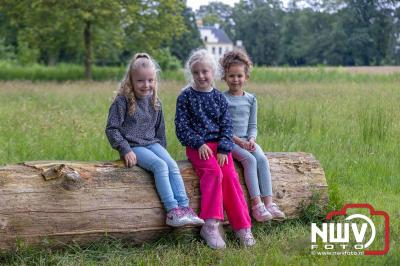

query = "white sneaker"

[200,220,226,249]
[180,207,204,226]
[265,203,286,220]
[165,208,192,227]
[252,203,273,222]
[235,228,256,247]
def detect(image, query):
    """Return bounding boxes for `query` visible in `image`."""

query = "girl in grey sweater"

[220,49,285,222]
[105,53,203,227]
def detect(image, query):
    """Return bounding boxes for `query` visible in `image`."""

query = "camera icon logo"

[311,203,390,255]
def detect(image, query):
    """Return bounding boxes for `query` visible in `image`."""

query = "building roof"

[200,25,233,44]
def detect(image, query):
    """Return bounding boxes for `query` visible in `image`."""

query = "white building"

[198,24,238,59]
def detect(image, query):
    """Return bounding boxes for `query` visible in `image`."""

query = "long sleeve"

[105,97,131,157]
[175,92,205,149]
[247,96,257,139]
[155,106,167,148]
[217,95,234,154]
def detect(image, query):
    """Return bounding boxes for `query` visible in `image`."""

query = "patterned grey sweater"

[105,95,166,157]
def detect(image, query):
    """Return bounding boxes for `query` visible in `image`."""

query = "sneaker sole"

[190,221,205,226]
[166,219,195,227]
[253,216,273,222]
[272,216,286,221]
[167,220,205,227]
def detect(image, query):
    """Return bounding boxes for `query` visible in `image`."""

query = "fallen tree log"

[0,152,328,251]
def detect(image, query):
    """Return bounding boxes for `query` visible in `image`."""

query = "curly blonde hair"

[220,49,253,79]
[117,53,160,115]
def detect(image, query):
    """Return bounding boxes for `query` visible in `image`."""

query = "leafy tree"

[170,6,203,62]
[324,17,350,65]
[0,0,185,78]
[196,1,235,39]
[337,0,397,65]
[386,5,400,64]
[0,11,17,61]
[279,6,307,65]
[123,0,185,57]
[233,0,283,65]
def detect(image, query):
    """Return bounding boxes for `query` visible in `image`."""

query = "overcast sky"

[186,0,238,11]
[186,0,289,11]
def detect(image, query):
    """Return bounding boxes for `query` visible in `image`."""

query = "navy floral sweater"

[175,87,234,154]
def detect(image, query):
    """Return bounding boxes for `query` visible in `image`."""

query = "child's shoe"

[252,202,273,222]
[265,203,286,220]
[200,219,226,249]
[235,228,256,247]
[181,206,205,226]
[166,208,192,227]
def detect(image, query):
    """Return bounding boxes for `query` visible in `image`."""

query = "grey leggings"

[231,143,273,199]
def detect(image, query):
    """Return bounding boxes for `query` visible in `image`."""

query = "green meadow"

[0,69,399,265]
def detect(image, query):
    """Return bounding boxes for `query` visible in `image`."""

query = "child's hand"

[238,139,252,151]
[198,144,213,160]
[217,153,228,166]
[238,139,249,149]
[248,137,256,152]
[124,151,137,168]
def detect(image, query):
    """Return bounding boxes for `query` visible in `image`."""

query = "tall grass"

[1,61,399,83]
[251,66,400,83]
[0,77,399,265]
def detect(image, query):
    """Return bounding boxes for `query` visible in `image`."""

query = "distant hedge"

[0,61,398,83]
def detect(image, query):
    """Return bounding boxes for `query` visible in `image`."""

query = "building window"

[212,47,215,54]
[219,47,222,55]
[204,36,208,42]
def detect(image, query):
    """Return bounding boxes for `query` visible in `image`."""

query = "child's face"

[191,61,214,91]
[132,67,156,98]
[225,64,248,93]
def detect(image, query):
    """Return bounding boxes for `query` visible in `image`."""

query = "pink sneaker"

[165,208,192,227]
[235,228,256,247]
[200,220,226,249]
[180,207,204,226]
[265,203,286,220]
[252,203,273,222]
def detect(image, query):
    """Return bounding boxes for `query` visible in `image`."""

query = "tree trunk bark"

[0,152,328,251]
[83,20,92,80]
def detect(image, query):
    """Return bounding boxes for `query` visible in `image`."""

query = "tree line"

[0,0,399,79]
[198,0,400,66]
[0,0,199,78]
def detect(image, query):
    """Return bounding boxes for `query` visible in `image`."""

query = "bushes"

[0,62,398,82]
[153,48,182,71]
[0,61,124,81]
[0,48,183,81]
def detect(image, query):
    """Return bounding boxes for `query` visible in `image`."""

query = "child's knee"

[221,164,239,180]
[201,164,223,181]
[209,166,223,179]
[164,158,179,172]
[242,154,257,167]
[150,159,168,172]
[255,154,269,167]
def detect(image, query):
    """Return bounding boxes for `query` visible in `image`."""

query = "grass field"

[0,70,399,265]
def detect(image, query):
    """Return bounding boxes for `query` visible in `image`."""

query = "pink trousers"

[186,142,251,230]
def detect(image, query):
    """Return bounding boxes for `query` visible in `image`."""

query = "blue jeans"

[231,143,273,199]
[132,143,189,211]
